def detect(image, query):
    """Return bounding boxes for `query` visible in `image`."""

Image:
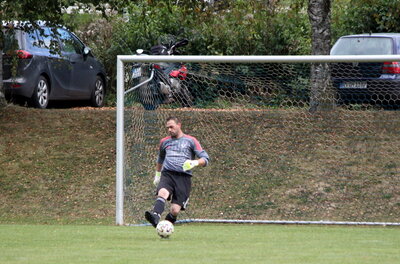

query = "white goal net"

[116,55,400,226]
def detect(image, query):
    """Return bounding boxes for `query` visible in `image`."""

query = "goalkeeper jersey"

[157,134,209,175]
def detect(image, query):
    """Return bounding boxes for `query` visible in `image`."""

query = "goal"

[116,55,400,226]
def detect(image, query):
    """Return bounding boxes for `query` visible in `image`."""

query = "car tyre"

[91,76,105,107]
[30,76,49,109]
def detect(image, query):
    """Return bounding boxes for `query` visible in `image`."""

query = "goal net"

[116,55,400,226]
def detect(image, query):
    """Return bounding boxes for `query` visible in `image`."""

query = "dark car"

[3,22,107,108]
[330,33,400,105]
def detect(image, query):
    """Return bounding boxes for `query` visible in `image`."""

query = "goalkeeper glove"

[153,171,161,186]
[182,160,199,171]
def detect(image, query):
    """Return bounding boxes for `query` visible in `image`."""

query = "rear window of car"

[330,37,394,55]
[25,29,43,50]
[2,27,55,52]
[2,29,20,53]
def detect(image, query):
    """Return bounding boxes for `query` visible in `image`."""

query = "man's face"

[166,120,182,138]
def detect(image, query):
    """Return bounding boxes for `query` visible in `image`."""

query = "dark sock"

[153,196,166,215]
[165,212,177,224]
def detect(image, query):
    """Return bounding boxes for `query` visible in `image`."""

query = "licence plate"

[131,67,141,78]
[340,81,367,89]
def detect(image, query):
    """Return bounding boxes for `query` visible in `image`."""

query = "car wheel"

[91,76,105,107]
[30,76,49,109]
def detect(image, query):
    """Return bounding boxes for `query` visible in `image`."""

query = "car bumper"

[3,77,34,98]
[333,77,400,103]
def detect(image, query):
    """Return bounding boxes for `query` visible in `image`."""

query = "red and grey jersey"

[157,134,209,175]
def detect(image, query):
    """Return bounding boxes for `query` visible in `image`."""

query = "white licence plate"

[131,67,141,78]
[340,81,367,89]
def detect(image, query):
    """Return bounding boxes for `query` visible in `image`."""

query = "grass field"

[1,224,399,264]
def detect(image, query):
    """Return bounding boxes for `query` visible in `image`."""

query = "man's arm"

[182,157,207,171]
[197,158,207,167]
[191,136,210,166]
[153,162,163,186]
[156,162,163,172]
[194,147,209,167]
[182,150,209,171]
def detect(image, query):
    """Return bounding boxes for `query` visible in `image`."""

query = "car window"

[38,27,61,53]
[56,28,82,54]
[26,29,41,50]
[2,29,20,53]
[70,33,85,55]
[331,37,394,55]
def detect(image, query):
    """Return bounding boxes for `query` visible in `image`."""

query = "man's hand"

[182,160,199,171]
[153,171,161,186]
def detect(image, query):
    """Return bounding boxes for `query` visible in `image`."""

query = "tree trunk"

[0,51,6,108]
[308,0,334,112]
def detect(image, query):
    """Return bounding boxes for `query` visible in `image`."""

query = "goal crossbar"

[117,54,400,64]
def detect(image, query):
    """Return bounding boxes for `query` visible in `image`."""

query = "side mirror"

[83,47,91,56]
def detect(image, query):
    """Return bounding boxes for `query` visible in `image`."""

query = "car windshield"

[330,37,394,55]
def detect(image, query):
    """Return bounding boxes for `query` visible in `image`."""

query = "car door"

[40,27,72,99]
[57,28,93,98]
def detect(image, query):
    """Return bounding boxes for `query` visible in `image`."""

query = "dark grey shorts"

[157,170,192,210]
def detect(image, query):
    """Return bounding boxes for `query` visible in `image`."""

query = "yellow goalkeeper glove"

[182,160,199,171]
[153,171,161,186]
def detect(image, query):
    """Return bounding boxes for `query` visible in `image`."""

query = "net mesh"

[123,61,400,224]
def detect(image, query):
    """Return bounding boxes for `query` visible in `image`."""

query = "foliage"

[332,0,400,41]
[70,0,311,105]
[4,0,400,106]
[72,15,116,105]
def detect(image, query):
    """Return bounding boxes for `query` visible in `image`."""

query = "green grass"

[1,224,399,264]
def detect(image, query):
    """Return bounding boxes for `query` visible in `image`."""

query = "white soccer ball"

[156,220,174,238]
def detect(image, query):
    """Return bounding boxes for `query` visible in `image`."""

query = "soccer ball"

[156,220,174,238]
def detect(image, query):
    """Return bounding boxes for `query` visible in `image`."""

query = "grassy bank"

[0,106,115,224]
[1,105,399,224]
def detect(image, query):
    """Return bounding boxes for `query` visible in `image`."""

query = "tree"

[332,0,400,39]
[308,0,333,112]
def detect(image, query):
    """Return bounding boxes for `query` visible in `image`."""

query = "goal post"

[116,55,400,226]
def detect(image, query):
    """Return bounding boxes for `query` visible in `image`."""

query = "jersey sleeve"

[190,137,210,166]
[157,138,168,164]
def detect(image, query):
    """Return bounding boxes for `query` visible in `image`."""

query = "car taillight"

[382,62,400,74]
[16,50,33,59]
[11,83,22,88]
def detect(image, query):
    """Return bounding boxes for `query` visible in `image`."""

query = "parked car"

[330,33,400,105]
[2,22,107,108]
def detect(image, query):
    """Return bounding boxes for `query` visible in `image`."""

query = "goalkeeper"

[145,116,209,227]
